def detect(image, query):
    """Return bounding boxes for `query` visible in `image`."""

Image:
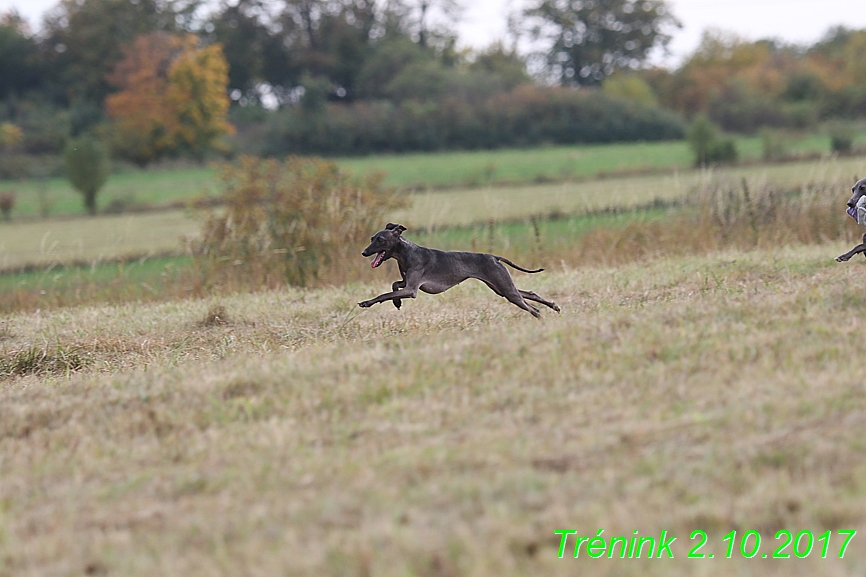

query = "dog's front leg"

[391,279,407,309]
[358,286,418,308]
[836,235,866,262]
[836,246,866,262]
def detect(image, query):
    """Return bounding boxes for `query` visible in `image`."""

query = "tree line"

[0,0,865,170]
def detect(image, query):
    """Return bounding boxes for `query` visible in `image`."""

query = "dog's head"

[847,177,866,208]
[362,223,407,268]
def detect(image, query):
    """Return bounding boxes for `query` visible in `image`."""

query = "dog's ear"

[385,223,407,235]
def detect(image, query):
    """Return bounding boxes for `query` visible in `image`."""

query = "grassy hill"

[2,244,865,575]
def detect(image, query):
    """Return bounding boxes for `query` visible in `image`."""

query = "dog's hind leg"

[478,276,541,318]
[501,289,541,317]
[518,289,561,312]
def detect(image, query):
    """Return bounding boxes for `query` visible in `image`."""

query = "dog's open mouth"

[371,251,386,268]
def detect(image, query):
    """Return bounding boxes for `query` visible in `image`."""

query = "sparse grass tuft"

[199,304,231,327]
[0,344,89,379]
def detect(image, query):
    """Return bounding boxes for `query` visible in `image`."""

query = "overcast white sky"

[2,0,866,66]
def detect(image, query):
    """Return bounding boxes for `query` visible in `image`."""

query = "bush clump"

[63,134,111,214]
[0,191,15,221]
[829,125,856,154]
[193,156,406,288]
[261,85,686,156]
[687,115,738,166]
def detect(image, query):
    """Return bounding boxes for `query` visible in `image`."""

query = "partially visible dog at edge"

[836,177,866,262]
[358,223,561,318]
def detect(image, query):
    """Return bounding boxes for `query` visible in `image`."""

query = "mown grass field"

[3,243,866,576]
[0,211,199,270]
[0,133,857,219]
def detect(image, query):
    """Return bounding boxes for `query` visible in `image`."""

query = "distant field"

[3,244,866,575]
[1,154,863,271]
[399,154,866,228]
[0,165,218,218]
[0,210,199,270]
[0,133,856,218]
[341,132,841,189]
[0,254,190,292]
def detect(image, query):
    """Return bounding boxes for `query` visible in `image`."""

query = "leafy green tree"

[40,0,192,104]
[0,11,42,99]
[405,0,462,49]
[523,0,680,85]
[469,42,531,89]
[602,73,658,105]
[63,134,110,214]
[356,37,429,99]
[204,0,298,100]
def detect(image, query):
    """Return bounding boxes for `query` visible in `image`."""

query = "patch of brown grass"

[199,304,230,327]
[569,175,859,267]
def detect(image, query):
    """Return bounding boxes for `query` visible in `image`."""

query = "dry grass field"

[3,242,866,576]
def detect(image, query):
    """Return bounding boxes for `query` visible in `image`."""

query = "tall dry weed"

[570,175,857,266]
[192,155,406,289]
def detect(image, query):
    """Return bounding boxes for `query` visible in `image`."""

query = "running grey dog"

[836,177,866,262]
[358,223,561,318]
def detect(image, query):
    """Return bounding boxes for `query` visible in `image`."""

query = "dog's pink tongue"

[371,251,385,268]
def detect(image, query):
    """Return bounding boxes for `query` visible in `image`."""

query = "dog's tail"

[495,256,543,273]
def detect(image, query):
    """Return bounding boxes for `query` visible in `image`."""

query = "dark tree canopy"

[202,0,467,106]
[40,0,194,104]
[0,12,43,99]
[524,0,679,85]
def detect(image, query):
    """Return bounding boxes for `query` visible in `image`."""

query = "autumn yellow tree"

[105,33,233,164]
[166,37,234,157]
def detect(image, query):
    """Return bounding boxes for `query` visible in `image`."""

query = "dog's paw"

[358,301,373,308]
[836,255,850,262]
[392,299,402,309]
[552,304,561,312]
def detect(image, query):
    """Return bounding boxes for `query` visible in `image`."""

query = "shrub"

[63,135,111,214]
[16,104,71,154]
[0,153,64,180]
[829,125,855,154]
[760,129,790,161]
[0,122,22,148]
[687,115,738,166]
[262,85,685,156]
[193,156,407,289]
[0,191,15,221]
